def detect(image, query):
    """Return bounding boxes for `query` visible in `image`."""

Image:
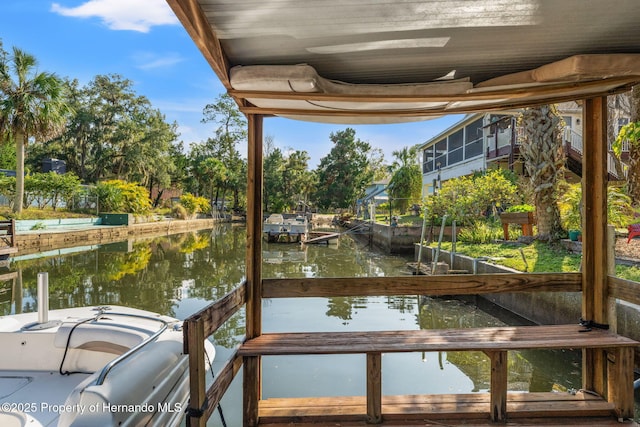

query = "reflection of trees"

[416,297,580,393]
[10,224,247,317]
[325,297,367,323]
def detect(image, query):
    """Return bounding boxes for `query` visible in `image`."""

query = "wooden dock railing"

[183,272,640,426]
[183,283,246,427]
[0,219,17,258]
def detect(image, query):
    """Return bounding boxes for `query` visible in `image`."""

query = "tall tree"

[263,143,285,213]
[0,47,70,213]
[519,105,565,241]
[314,128,374,210]
[200,93,247,211]
[388,145,422,213]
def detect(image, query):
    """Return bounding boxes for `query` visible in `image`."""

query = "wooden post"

[244,114,264,427]
[581,96,608,396]
[607,225,617,334]
[185,318,207,427]
[607,347,635,419]
[366,352,382,424]
[488,350,507,422]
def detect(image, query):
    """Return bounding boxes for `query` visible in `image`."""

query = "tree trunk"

[519,105,565,241]
[13,132,25,214]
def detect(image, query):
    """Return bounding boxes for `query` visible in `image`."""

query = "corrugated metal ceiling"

[196,0,640,85]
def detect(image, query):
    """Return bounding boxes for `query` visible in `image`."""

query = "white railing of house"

[563,127,628,179]
[564,127,583,155]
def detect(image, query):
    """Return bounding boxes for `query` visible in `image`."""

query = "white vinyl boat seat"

[53,321,150,373]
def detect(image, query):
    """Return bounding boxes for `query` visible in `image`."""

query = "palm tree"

[0,47,69,213]
[388,145,421,214]
[518,105,565,241]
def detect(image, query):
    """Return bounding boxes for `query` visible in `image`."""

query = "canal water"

[0,223,635,425]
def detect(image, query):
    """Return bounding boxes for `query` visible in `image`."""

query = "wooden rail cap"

[238,324,638,356]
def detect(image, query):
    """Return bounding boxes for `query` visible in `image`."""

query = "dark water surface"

[1,223,633,425]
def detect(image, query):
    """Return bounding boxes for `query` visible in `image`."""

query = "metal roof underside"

[167,0,640,123]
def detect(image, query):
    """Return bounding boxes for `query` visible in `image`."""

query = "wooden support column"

[366,352,382,424]
[581,96,608,396]
[607,347,635,419]
[244,114,264,427]
[487,350,507,422]
[185,318,207,427]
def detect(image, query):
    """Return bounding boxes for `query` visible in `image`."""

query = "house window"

[465,118,484,159]
[448,129,464,165]
[435,139,447,168]
[422,146,435,173]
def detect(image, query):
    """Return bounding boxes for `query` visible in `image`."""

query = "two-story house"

[420,102,629,198]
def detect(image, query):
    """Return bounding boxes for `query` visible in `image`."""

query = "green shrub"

[90,180,151,214]
[558,183,633,230]
[179,193,210,215]
[91,182,124,213]
[505,204,534,213]
[458,219,503,244]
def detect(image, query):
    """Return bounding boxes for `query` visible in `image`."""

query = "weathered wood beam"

[244,114,264,427]
[202,354,243,422]
[185,318,207,427]
[183,284,246,344]
[608,276,640,306]
[581,96,608,397]
[262,273,582,298]
[366,353,382,424]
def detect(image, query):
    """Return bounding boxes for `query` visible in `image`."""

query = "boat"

[0,282,215,427]
[263,214,309,243]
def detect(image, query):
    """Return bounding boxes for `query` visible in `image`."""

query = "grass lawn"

[430,240,640,282]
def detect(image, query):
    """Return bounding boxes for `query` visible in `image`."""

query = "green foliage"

[457,219,503,244]
[613,121,640,156]
[388,145,422,213]
[196,93,248,211]
[0,174,15,203]
[0,47,71,214]
[30,221,46,230]
[505,204,534,213]
[425,169,520,224]
[558,183,634,230]
[23,172,81,210]
[47,74,178,188]
[314,128,375,210]
[90,181,123,212]
[91,180,151,214]
[179,193,210,215]
[0,140,14,169]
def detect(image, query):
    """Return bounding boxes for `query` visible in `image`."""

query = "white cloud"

[51,0,179,33]
[133,51,184,70]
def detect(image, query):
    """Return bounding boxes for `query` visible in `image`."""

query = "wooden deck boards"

[257,393,634,426]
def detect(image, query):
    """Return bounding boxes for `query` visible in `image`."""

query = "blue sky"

[0,0,463,167]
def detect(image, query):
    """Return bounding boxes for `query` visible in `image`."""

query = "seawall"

[15,218,220,256]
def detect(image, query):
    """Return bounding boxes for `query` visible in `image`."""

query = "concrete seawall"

[414,243,640,358]
[15,218,221,256]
